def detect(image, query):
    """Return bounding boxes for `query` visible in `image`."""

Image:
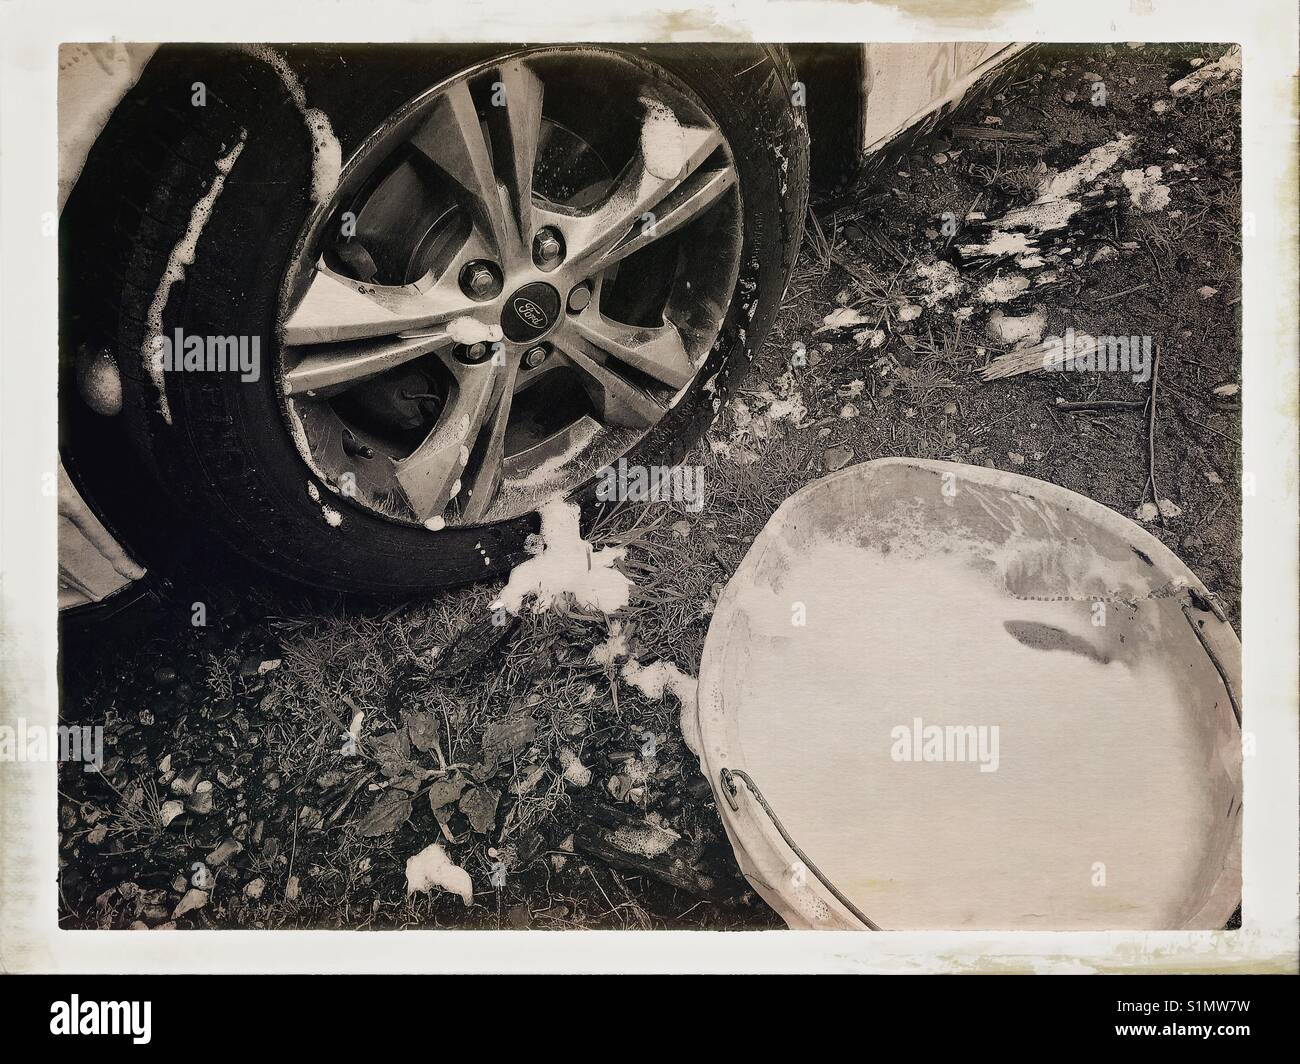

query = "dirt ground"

[59,44,1241,932]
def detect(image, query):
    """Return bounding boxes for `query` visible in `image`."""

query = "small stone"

[822,446,854,472]
[285,875,300,901]
[244,878,266,900]
[206,838,243,866]
[186,788,214,815]
[173,888,208,919]
[1008,452,1026,466]
[170,769,200,796]
[160,800,185,828]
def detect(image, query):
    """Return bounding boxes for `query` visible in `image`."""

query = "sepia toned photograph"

[52,37,1248,936]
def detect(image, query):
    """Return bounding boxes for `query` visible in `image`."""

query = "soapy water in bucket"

[729,539,1222,930]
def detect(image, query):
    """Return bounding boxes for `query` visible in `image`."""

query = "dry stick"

[952,126,1041,142]
[1095,282,1151,303]
[1142,341,1164,525]
[1054,399,1146,414]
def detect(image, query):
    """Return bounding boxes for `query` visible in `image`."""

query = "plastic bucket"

[693,459,1241,930]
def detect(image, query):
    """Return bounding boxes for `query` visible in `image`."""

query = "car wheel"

[88,44,809,595]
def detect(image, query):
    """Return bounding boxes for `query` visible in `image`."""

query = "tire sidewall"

[122,44,808,595]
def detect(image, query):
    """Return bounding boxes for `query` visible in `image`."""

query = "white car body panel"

[58,43,156,212]
[861,42,1026,153]
[57,40,1024,608]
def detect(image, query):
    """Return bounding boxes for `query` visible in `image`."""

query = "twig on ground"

[1141,341,1164,524]
[1054,399,1146,414]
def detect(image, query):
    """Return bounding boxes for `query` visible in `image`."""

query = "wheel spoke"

[283,333,452,396]
[551,324,666,428]
[561,114,729,273]
[490,60,544,246]
[570,313,696,390]
[595,165,736,269]
[284,267,478,346]
[459,360,521,522]
[409,81,516,262]
[393,361,499,521]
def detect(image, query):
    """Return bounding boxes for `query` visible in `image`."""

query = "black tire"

[68,44,810,596]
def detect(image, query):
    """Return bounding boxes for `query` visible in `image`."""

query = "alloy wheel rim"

[277,48,743,527]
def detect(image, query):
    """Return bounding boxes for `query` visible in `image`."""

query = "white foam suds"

[405,842,473,905]
[818,307,872,332]
[977,275,1032,304]
[639,97,686,180]
[1037,134,1133,201]
[447,317,505,345]
[957,229,1036,259]
[913,261,964,306]
[238,45,342,203]
[621,659,701,757]
[608,820,681,858]
[590,621,631,666]
[1121,166,1172,213]
[492,500,632,615]
[514,421,599,489]
[958,136,1133,264]
[558,745,593,787]
[142,134,246,423]
[985,308,1047,347]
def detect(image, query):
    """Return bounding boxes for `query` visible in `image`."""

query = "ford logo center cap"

[501,282,561,343]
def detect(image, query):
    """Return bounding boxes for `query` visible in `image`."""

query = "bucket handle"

[720,767,883,931]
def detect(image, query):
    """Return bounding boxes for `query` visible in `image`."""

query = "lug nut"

[523,344,549,369]
[567,283,593,313]
[457,342,492,365]
[532,228,565,270]
[459,261,502,301]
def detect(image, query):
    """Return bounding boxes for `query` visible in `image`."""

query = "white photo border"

[1,0,1294,973]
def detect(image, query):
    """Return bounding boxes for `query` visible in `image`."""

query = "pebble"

[206,838,243,866]
[173,888,208,919]
[186,787,214,815]
[823,446,854,472]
